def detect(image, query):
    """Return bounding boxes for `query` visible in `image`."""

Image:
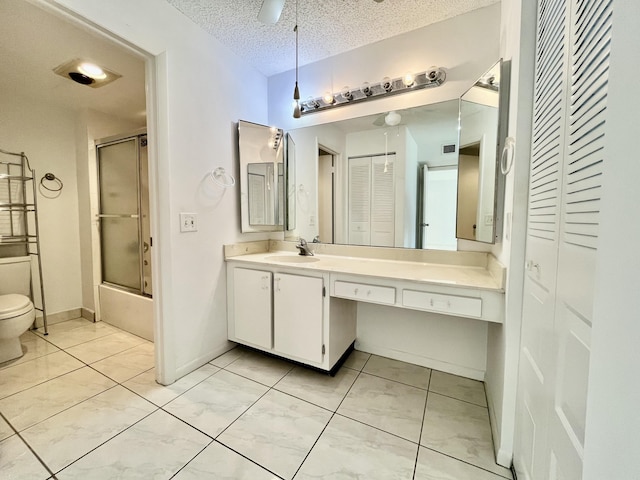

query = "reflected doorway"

[318,146,336,244]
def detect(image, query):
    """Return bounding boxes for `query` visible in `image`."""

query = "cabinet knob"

[366,290,371,296]
[354,288,359,295]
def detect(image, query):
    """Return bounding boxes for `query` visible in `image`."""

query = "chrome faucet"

[295,237,314,256]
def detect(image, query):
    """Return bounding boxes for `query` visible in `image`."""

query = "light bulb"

[341,86,353,101]
[381,76,393,92]
[360,82,372,96]
[78,62,106,80]
[306,96,319,109]
[323,91,335,104]
[402,72,415,87]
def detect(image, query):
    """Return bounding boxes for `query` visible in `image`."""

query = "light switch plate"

[180,213,197,232]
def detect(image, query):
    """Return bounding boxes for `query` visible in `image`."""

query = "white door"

[515,1,611,479]
[233,267,272,349]
[318,153,334,243]
[273,273,324,364]
[348,156,371,245]
[371,154,395,246]
[424,166,457,250]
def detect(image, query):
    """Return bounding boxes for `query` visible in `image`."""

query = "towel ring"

[500,137,516,175]
[209,167,235,188]
[40,172,63,192]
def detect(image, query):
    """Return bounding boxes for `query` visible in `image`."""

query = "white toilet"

[0,256,36,364]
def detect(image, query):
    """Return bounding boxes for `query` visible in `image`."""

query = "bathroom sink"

[266,255,320,264]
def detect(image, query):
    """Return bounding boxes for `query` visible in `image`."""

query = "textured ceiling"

[165,0,499,77]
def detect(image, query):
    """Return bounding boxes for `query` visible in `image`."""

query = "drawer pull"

[354,288,359,295]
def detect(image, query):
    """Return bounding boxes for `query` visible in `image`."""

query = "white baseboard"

[167,342,235,386]
[355,340,485,381]
[35,308,82,328]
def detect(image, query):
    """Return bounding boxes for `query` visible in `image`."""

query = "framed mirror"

[238,120,285,233]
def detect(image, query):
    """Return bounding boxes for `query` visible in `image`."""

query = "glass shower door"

[97,137,142,293]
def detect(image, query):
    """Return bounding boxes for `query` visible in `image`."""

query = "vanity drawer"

[334,281,396,305]
[402,290,482,317]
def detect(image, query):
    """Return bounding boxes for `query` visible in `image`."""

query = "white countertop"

[225,251,504,292]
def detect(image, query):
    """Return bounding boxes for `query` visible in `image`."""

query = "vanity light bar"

[300,67,446,116]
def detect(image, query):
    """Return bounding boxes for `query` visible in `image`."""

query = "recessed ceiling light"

[78,62,107,80]
[53,58,121,88]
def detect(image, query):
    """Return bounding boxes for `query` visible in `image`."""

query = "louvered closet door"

[516,0,569,477]
[548,1,611,478]
[515,0,612,479]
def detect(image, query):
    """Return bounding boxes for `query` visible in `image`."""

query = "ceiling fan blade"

[373,114,386,126]
[257,0,286,24]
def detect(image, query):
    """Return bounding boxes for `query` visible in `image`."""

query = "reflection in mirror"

[285,134,296,231]
[457,60,502,243]
[287,100,461,250]
[238,120,284,233]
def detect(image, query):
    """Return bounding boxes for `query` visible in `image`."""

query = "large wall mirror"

[238,61,509,247]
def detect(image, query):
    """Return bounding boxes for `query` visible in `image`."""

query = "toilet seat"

[0,294,34,320]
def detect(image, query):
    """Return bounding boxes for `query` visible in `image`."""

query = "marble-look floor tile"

[295,414,417,480]
[22,385,156,473]
[275,365,359,411]
[0,351,84,399]
[35,320,119,349]
[210,346,247,368]
[414,447,508,480]
[90,342,154,383]
[0,331,59,370]
[33,318,92,336]
[429,371,487,407]
[337,373,427,443]
[0,367,115,432]
[173,441,278,480]
[420,393,511,478]
[165,369,268,437]
[123,364,219,407]
[65,332,147,364]
[342,350,370,371]
[56,409,210,480]
[0,415,13,441]
[225,350,293,386]
[0,434,50,480]
[218,389,331,480]
[363,354,432,389]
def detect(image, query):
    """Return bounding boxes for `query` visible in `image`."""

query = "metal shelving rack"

[0,148,48,334]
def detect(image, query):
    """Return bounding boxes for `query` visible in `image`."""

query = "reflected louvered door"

[516,0,612,478]
[549,0,611,478]
[348,157,371,245]
[371,155,395,247]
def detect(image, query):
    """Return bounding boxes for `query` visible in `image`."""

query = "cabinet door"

[233,267,272,349]
[273,273,323,364]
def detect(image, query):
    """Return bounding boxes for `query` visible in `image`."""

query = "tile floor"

[0,318,512,479]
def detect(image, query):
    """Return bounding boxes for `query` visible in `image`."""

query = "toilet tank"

[0,256,32,296]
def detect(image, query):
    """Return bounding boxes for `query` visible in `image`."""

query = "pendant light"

[292,0,301,118]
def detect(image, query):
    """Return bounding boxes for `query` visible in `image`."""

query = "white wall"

[583,1,640,477]
[485,0,537,467]
[0,91,83,317]
[47,0,269,383]
[268,4,501,132]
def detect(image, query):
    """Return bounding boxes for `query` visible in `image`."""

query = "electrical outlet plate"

[180,213,197,232]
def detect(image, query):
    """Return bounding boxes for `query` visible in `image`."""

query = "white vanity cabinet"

[273,272,323,364]
[232,267,272,349]
[227,263,357,372]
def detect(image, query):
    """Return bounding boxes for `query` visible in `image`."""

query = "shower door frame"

[96,130,151,297]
